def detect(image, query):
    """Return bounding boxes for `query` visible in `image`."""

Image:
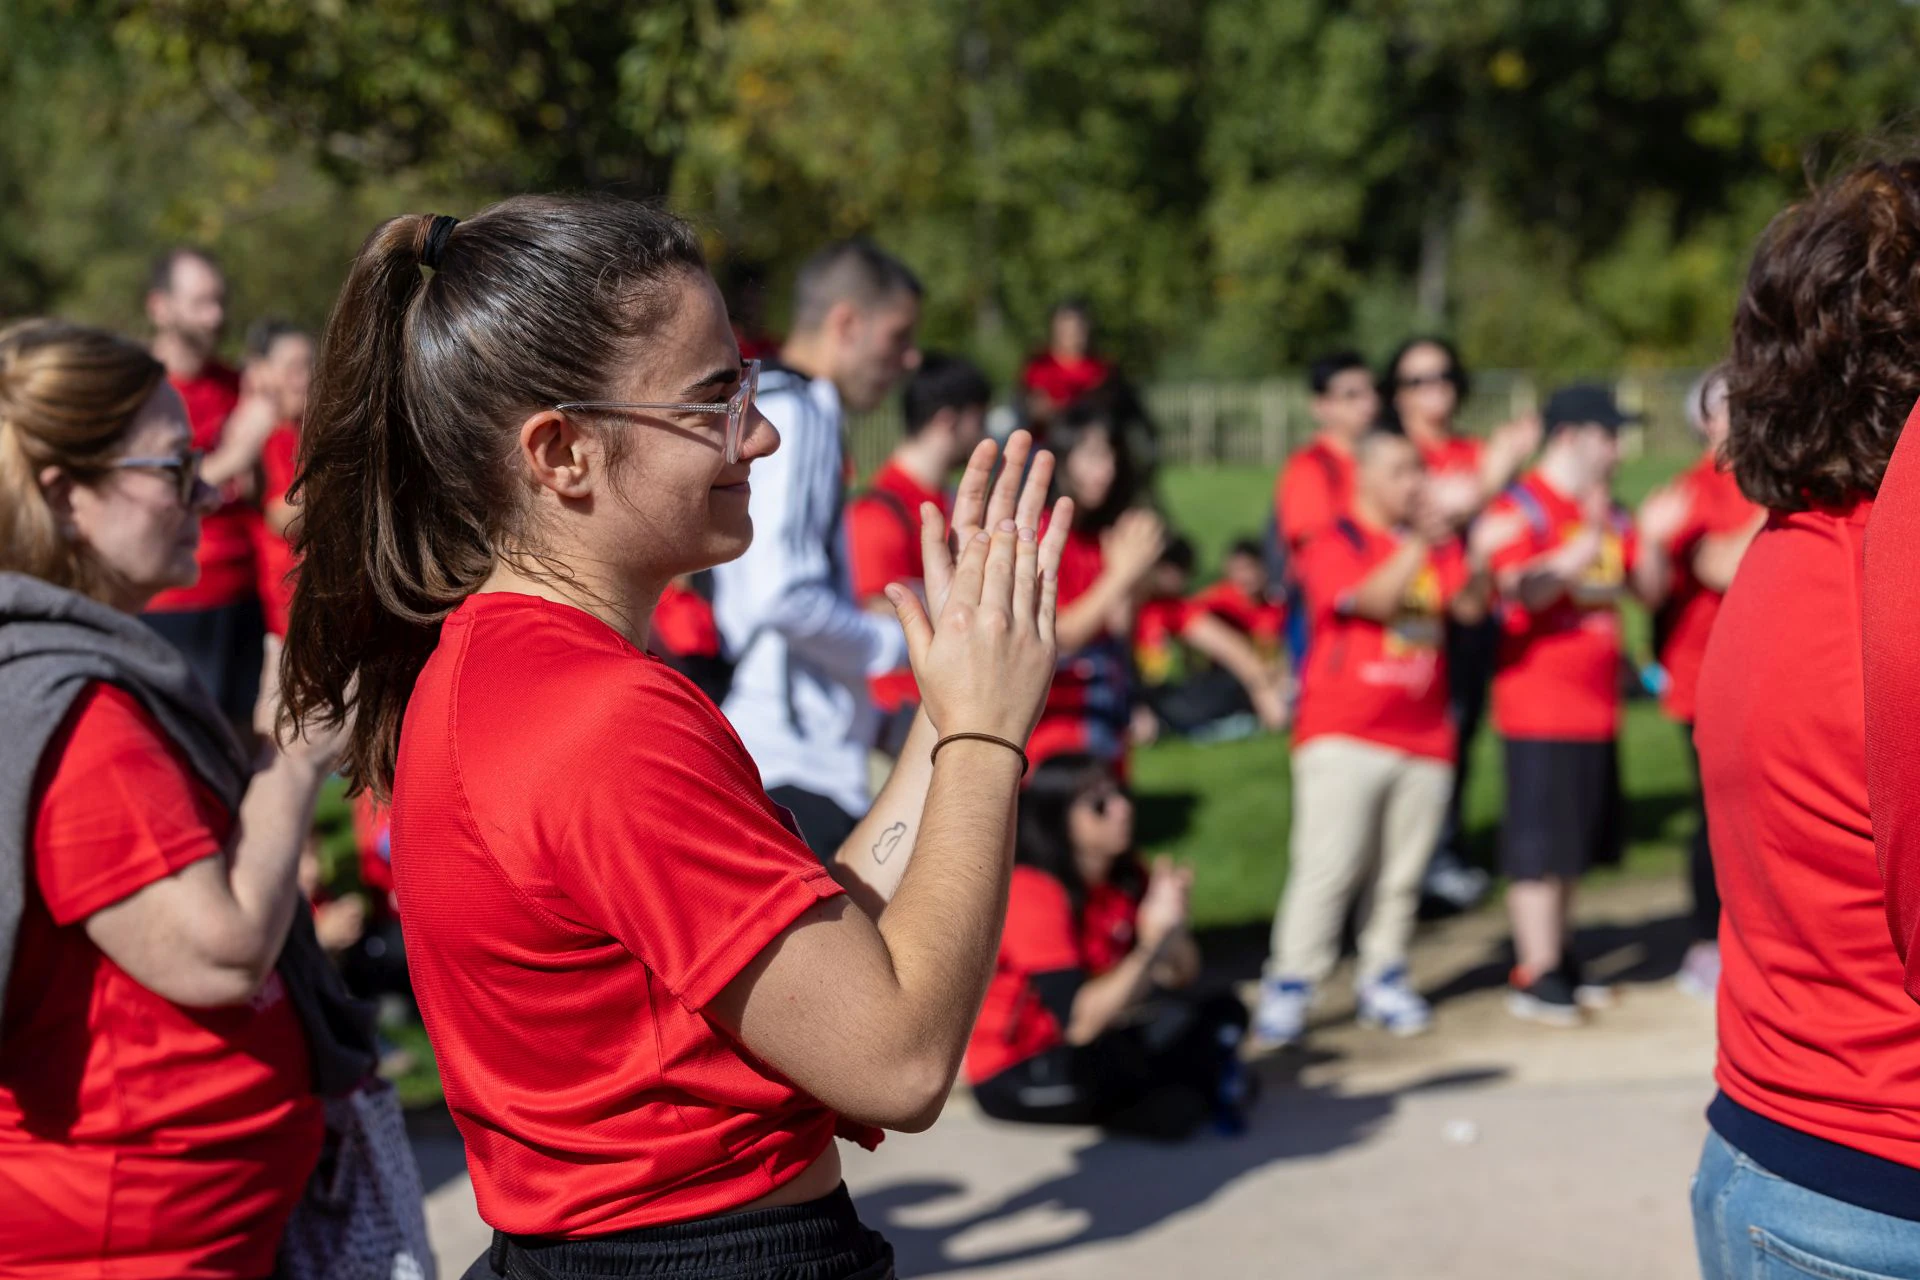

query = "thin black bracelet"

[930,731,1030,777]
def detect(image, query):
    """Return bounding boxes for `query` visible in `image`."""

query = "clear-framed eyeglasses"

[555,359,760,464]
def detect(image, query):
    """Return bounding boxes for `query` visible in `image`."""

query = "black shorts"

[142,595,265,727]
[1500,738,1623,881]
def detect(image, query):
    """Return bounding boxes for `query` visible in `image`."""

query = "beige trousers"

[1268,735,1455,985]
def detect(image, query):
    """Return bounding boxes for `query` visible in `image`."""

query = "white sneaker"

[1676,941,1721,1003]
[1357,966,1433,1037]
[1253,978,1313,1048]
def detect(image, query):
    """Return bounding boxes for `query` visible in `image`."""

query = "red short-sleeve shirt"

[1029,522,1130,766]
[1292,520,1466,762]
[964,867,1140,1083]
[1700,499,1920,1171]
[0,683,320,1278]
[1415,433,1483,481]
[1022,353,1113,409]
[847,460,950,714]
[1486,472,1636,742]
[1655,452,1760,724]
[252,422,301,637]
[1276,439,1356,553]
[391,592,879,1237]
[148,363,257,613]
[1189,580,1285,657]
[1866,403,1920,1003]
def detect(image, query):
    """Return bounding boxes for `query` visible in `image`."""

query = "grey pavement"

[420,872,1716,1278]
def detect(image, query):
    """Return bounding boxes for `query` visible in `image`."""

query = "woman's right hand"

[888,432,1072,744]
[1102,508,1167,587]
[1137,856,1193,950]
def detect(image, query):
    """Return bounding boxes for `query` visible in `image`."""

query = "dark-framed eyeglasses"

[555,359,760,465]
[106,449,205,504]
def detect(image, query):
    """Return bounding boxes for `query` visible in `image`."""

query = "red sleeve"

[846,494,917,602]
[1485,496,1544,576]
[260,425,300,508]
[32,684,227,926]
[1432,540,1470,600]
[1001,870,1082,975]
[1279,454,1338,551]
[1864,399,1920,997]
[1294,534,1369,624]
[544,677,846,1010]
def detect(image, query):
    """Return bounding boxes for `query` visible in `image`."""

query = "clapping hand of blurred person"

[1637,483,1695,551]
[1483,412,1544,487]
[1411,484,1460,546]
[1424,469,1484,529]
[199,362,285,494]
[1141,856,1202,990]
[1105,507,1169,593]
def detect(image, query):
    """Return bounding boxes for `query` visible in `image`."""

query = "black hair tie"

[421,215,460,270]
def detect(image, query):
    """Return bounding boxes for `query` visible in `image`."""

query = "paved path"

[420,873,1715,1278]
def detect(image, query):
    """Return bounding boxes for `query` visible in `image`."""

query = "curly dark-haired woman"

[1692,156,1920,1279]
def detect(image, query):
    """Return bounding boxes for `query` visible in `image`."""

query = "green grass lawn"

[1144,454,1697,928]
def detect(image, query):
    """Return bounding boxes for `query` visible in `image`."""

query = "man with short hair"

[712,239,921,855]
[1255,428,1493,1046]
[141,248,280,726]
[1276,350,1379,555]
[846,352,991,752]
[1474,384,1665,1025]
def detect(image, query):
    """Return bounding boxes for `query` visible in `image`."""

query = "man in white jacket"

[712,240,922,854]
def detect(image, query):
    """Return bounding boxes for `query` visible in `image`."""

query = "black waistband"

[1708,1092,1920,1223]
[486,1183,893,1280]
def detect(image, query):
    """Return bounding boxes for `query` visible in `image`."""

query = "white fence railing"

[848,368,1710,476]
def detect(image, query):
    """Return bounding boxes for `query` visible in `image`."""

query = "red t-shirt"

[391,592,879,1237]
[1030,523,1130,766]
[1189,580,1286,658]
[650,581,723,661]
[964,867,1140,1083]
[1276,438,1356,552]
[847,461,950,713]
[0,684,320,1278]
[252,423,300,637]
[1134,595,1197,687]
[1656,452,1760,725]
[1292,520,1467,762]
[1415,432,1483,480]
[147,362,257,613]
[1865,403,1920,1005]
[1699,498,1920,1170]
[1022,352,1112,409]
[1487,472,1636,742]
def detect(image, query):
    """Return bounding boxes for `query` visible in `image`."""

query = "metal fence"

[847,368,1710,475]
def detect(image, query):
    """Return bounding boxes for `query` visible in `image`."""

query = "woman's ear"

[37,465,77,537]
[517,409,598,500]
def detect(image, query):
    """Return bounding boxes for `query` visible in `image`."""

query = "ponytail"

[279,195,707,799]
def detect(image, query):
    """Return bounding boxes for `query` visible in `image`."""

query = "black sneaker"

[1557,951,1616,1010]
[1506,968,1583,1028]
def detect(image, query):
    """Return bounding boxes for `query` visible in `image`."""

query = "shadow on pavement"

[858,1064,1505,1277]
[1420,911,1696,1010]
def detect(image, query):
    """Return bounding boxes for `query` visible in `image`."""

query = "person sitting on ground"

[1021,298,1112,428]
[1132,536,1288,742]
[964,754,1250,1140]
[1633,368,1762,1003]
[1189,537,1287,661]
[1472,384,1678,1027]
[243,318,314,640]
[1714,156,1920,1278]
[846,352,991,755]
[1030,390,1167,769]
[1255,428,1493,1047]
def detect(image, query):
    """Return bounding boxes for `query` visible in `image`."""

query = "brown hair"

[1726,158,1920,511]
[279,195,707,800]
[0,319,168,600]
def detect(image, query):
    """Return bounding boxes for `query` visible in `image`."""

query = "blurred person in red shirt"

[1701,158,1920,1278]
[242,320,314,639]
[964,755,1248,1139]
[1634,368,1762,1003]
[1031,390,1166,769]
[846,353,991,753]
[1131,536,1288,742]
[1022,299,1112,427]
[1474,384,1670,1026]
[1382,337,1542,913]
[649,574,730,705]
[1274,351,1377,556]
[1255,428,1492,1047]
[1189,538,1287,658]
[0,321,351,1277]
[140,249,281,730]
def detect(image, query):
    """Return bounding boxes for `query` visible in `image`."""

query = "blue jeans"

[1692,1130,1920,1279]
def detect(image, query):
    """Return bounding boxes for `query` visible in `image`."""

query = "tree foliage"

[6,0,1919,378]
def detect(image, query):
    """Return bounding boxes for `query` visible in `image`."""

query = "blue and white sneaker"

[1357,966,1433,1037]
[1253,977,1312,1048]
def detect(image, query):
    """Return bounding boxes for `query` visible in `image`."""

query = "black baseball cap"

[1542,383,1641,434]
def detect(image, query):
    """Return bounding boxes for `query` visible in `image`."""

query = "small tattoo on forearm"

[873,821,908,864]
